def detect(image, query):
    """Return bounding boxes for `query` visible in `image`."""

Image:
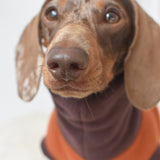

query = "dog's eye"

[46,7,58,21]
[105,12,120,24]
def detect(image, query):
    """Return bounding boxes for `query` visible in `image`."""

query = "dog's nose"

[47,47,88,81]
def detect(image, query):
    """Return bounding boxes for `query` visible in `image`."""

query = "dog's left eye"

[105,12,120,24]
[46,7,58,21]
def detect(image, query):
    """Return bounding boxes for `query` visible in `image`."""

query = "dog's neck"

[51,74,142,160]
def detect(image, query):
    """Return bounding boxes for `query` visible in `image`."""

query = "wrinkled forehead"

[45,0,134,14]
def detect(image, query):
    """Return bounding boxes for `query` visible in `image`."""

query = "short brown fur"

[40,0,133,99]
[15,0,160,110]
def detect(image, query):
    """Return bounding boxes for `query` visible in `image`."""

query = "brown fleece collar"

[51,74,142,160]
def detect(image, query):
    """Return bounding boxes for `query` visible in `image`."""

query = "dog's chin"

[44,77,113,99]
[43,69,114,99]
[49,87,94,99]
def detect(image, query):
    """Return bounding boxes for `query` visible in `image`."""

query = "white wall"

[0,0,53,126]
[0,0,160,126]
[138,0,160,24]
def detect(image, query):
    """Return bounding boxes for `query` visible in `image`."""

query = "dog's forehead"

[45,0,133,11]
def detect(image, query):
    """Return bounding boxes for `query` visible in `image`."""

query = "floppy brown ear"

[15,15,44,102]
[125,0,160,110]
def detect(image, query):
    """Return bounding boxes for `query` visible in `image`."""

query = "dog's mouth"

[48,83,92,98]
[54,86,88,92]
[50,81,88,92]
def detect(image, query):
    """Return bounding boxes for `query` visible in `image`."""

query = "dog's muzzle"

[46,47,88,81]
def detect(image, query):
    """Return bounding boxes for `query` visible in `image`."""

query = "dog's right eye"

[105,12,120,24]
[46,7,58,21]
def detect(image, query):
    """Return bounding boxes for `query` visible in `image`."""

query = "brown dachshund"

[15,0,160,159]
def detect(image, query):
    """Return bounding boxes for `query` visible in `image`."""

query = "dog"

[15,0,160,159]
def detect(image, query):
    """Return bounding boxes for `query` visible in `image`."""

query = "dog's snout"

[47,47,88,81]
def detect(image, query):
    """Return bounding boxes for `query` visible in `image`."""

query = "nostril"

[48,62,59,70]
[46,47,88,81]
[70,63,81,71]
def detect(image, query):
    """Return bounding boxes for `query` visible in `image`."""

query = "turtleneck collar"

[51,74,142,160]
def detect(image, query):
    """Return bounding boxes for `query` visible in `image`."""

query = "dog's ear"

[125,1,160,110]
[15,15,44,102]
